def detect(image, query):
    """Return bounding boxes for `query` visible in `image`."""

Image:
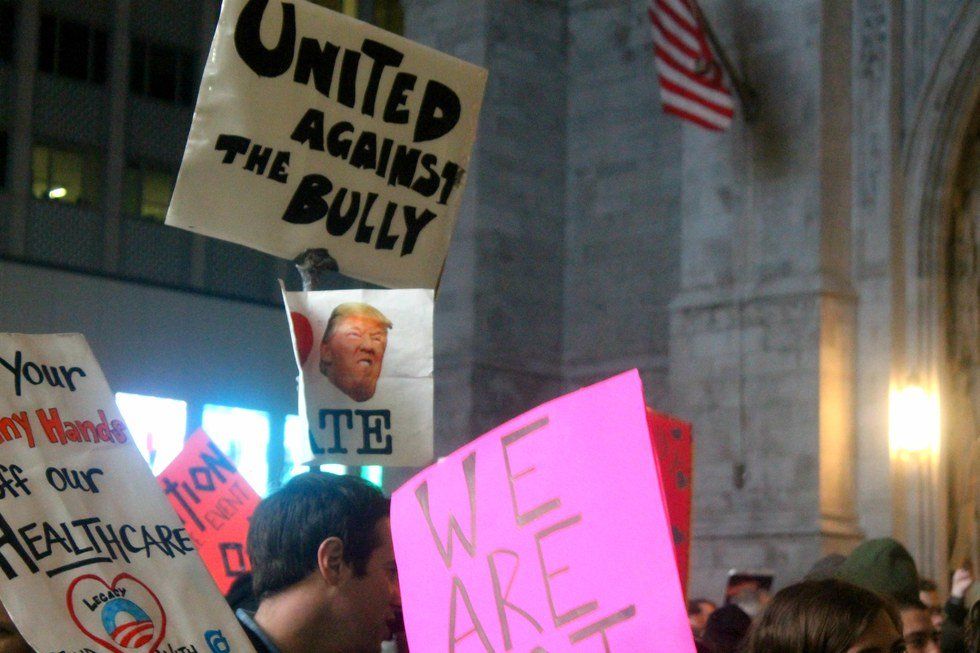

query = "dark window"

[130,39,146,94]
[57,19,89,79]
[147,44,177,101]
[36,14,108,84]
[0,132,8,188]
[0,3,15,62]
[38,14,56,72]
[177,51,197,106]
[130,38,198,106]
[90,29,107,83]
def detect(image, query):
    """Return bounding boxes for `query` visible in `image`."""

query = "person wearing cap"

[835,537,940,653]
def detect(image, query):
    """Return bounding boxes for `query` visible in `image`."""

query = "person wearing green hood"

[835,538,940,653]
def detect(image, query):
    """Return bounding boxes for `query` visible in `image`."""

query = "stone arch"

[900,4,980,580]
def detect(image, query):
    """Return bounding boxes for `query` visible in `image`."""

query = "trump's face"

[321,315,389,402]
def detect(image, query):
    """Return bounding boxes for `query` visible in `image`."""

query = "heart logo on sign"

[291,311,314,365]
[66,573,167,653]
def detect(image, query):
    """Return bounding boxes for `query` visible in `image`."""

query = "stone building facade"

[1,0,977,599]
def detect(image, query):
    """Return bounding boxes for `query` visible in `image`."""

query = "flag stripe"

[660,0,697,27]
[663,105,727,131]
[650,12,700,62]
[654,54,734,108]
[648,0,735,131]
[661,89,732,129]
[652,4,701,51]
[652,27,700,71]
[659,76,735,117]
[655,0,699,36]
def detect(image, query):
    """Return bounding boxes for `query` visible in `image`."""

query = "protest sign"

[391,370,695,652]
[0,333,254,653]
[157,429,261,594]
[283,286,433,467]
[166,0,488,289]
[646,408,693,595]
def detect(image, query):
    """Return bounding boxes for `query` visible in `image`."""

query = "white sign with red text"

[0,333,254,653]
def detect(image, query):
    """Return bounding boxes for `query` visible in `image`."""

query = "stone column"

[671,0,862,595]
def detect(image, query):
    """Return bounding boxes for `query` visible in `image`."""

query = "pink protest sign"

[391,370,695,652]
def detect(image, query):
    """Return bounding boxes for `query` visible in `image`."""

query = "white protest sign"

[283,287,433,467]
[0,333,255,653]
[167,0,488,289]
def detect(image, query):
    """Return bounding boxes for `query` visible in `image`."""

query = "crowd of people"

[0,470,976,652]
[688,538,978,653]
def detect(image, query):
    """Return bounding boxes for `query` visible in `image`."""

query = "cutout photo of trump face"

[319,303,392,402]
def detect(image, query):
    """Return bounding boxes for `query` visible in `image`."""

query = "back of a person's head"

[702,604,752,653]
[744,578,900,653]
[967,600,979,653]
[247,472,390,599]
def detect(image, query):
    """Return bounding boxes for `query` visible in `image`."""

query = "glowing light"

[203,404,270,496]
[48,187,67,199]
[284,415,346,479]
[115,392,187,475]
[361,465,383,488]
[889,384,940,456]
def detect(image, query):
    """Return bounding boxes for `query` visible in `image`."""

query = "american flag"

[648,0,735,131]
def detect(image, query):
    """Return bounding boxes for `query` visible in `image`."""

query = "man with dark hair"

[237,472,402,653]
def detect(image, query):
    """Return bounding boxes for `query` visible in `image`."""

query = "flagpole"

[690,1,759,122]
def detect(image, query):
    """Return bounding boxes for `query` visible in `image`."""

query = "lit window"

[284,414,346,482]
[361,465,383,488]
[202,404,270,496]
[115,392,187,476]
[123,165,175,221]
[37,14,107,84]
[31,145,102,207]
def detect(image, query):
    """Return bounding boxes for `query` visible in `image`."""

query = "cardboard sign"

[391,370,695,652]
[166,0,488,289]
[157,429,262,594]
[646,408,693,596]
[283,287,433,467]
[0,333,254,653]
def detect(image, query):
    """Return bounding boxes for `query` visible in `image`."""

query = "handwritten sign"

[0,333,254,653]
[283,287,433,467]
[391,370,695,652]
[166,0,488,289]
[157,429,261,594]
[647,408,693,595]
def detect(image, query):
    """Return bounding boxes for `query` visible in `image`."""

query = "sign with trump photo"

[166,0,488,289]
[0,333,254,653]
[282,287,434,467]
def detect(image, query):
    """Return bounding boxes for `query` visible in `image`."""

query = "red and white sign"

[158,429,262,594]
[391,370,695,652]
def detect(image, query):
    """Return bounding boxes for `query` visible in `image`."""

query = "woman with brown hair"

[744,578,905,653]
